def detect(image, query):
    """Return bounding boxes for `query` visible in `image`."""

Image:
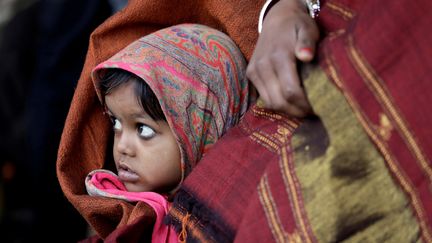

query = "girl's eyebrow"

[104,106,152,120]
[131,112,151,120]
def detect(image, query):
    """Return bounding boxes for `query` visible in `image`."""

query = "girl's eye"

[138,124,156,139]
[113,118,122,131]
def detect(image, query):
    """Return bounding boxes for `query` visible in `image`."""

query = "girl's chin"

[123,183,149,192]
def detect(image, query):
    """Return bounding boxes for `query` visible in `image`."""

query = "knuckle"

[282,89,297,101]
[269,51,285,63]
[256,58,270,68]
[269,52,278,61]
[246,65,258,79]
[246,65,254,75]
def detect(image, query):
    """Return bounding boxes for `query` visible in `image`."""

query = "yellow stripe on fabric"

[252,120,313,242]
[323,52,429,242]
[251,132,280,153]
[253,106,299,128]
[279,143,313,243]
[253,108,284,120]
[326,2,355,20]
[258,174,289,243]
[347,36,432,182]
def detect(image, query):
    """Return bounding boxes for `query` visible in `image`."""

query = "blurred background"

[0,0,126,241]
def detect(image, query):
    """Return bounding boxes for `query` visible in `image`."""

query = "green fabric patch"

[292,67,421,242]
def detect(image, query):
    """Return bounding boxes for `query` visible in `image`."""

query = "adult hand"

[246,0,319,117]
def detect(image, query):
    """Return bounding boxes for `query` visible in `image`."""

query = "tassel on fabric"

[178,212,190,243]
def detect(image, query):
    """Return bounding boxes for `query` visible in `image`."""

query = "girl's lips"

[117,164,139,182]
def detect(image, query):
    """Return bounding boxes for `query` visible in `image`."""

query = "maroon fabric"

[167,105,301,242]
[79,216,153,243]
[319,0,432,239]
[168,0,432,242]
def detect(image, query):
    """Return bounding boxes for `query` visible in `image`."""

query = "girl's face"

[104,81,182,193]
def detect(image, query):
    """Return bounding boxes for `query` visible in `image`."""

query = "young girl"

[83,23,249,242]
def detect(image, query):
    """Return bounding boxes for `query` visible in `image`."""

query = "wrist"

[258,0,320,33]
[258,0,280,34]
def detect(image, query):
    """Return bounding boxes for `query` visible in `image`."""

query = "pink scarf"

[85,169,178,243]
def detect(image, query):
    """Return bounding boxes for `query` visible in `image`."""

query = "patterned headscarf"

[92,23,249,184]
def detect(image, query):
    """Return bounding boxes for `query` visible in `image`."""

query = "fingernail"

[297,47,313,60]
[300,47,313,55]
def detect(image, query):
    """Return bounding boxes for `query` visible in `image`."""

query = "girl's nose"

[115,131,136,157]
